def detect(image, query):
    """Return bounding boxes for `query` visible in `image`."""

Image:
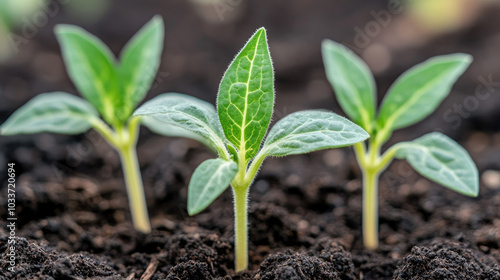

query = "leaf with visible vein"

[188,159,238,215]
[263,110,369,157]
[55,25,120,125]
[322,40,376,133]
[134,93,226,156]
[0,92,98,135]
[119,16,164,119]
[395,132,478,197]
[377,54,472,133]
[217,27,274,161]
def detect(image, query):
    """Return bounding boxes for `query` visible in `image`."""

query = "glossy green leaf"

[188,158,238,215]
[377,54,472,132]
[322,40,376,133]
[133,93,226,156]
[395,132,479,197]
[55,24,120,125]
[119,16,164,118]
[263,110,369,157]
[217,27,274,161]
[0,92,98,135]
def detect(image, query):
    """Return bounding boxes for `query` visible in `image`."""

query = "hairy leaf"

[188,159,238,215]
[322,40,376,133]
[140,117,213,150]
[263,110,369,157]
[119,16,164,118]
[395,132,478,197]
[55,24,120,125]
[217,27,274,161]
[134,93,226,155]
[0,92,98,135]
[377,54,472,132]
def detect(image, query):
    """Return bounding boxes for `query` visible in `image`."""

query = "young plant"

[0,16,166,234]
[322,40,479,250]
[134,28,369,271]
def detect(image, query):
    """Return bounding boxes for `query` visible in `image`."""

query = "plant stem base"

[233,186,249,272]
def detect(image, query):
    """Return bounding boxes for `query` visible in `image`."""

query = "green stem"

[117,118,150,233]
[230,148,267,272]
[354,135,398,250]
[232,184,250,272]
[362,167,380,250]
[92,117,151,233]
[117,139,151,234]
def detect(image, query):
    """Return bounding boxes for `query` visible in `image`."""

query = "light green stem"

[354,138,397,250]
[117,140,151,233]
[232,185,250,272]
[229,149,269,272]
[91,117,151,233]
[362,168,380,250]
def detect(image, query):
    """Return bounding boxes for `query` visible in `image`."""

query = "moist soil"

[1,0,500,279]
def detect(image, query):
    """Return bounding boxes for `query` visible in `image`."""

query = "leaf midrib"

[71,41,115,120]
[382,62,456,130]
[337,49,372,129]
[239,32,263,156]
[404,143,470,192]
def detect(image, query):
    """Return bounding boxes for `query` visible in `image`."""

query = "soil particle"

[255,250,347,280]
[249,203,300,247]
[0,236,121,279]
[163,233,232,278]
[255,240,356,280]
[308,238,356,279]
[167,260,214,280]
[393,238,500,279]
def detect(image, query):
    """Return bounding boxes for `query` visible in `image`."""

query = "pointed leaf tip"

[217,27,274,161]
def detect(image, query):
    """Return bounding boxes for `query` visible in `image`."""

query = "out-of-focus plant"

[0,0,45,60]
[322,39,479,250]
[1,16,165,234]
[407,0,493,35]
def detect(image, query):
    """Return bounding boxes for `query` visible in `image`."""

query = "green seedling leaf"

[55,24,120,125]
[322,40,376,133]
[1,16,166,234]
[119,16,164,118]
[141,117,214,150]
[56,17,165,125]
[377,54,472,133]
[0,92,98,135]
[263,110,369,157]
[188,158,238,215]
[134,93,226,155]
[217,27,274,161]
[395,132,478,197]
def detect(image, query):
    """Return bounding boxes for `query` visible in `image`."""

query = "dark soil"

[1,0,500,279]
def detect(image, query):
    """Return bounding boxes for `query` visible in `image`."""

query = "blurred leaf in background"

[0,0,46,61]
[407,0,494,35]
[0,0,111,62]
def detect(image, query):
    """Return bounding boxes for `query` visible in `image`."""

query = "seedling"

[322,40,479,250]
[134,28,369,271]
[0,16,166,233]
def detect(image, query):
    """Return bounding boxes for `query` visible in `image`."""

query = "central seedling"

[135,28,369,271]
[322,40,479,250]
